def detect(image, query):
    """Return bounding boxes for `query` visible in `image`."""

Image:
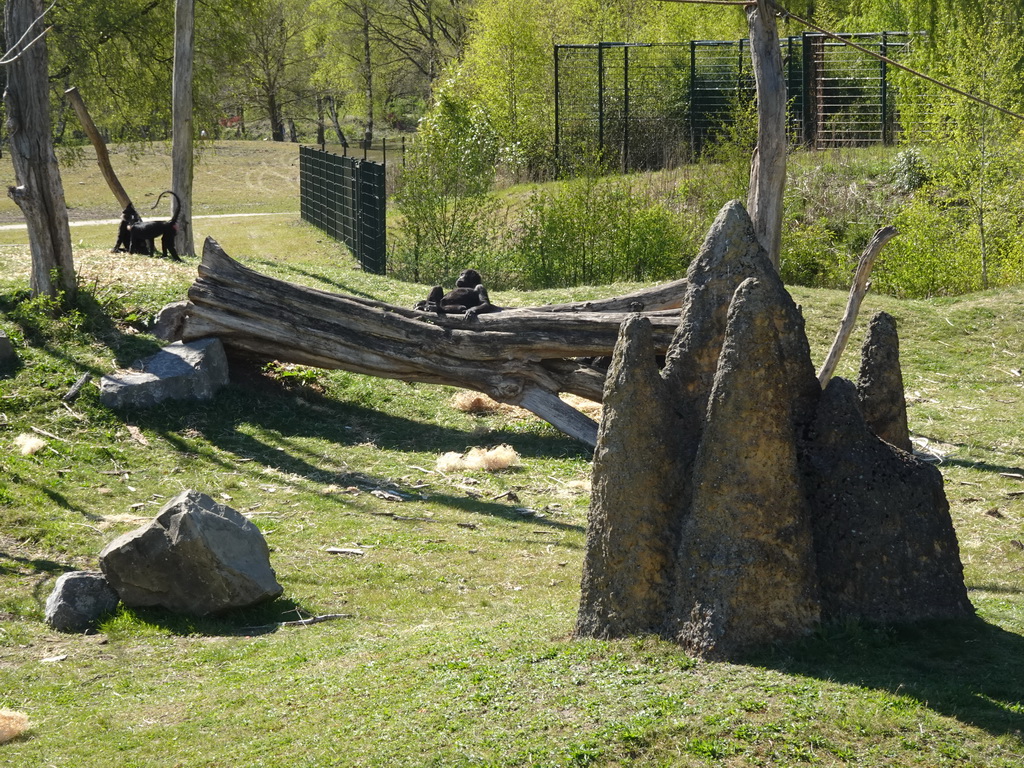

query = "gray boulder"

[98,338,229,408]
[151,301,190,342]
[99,489,283,616]
[44,571,120,632]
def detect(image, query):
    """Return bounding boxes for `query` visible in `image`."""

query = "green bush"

[389,77,503,286]
[510,175,687,289]
[779,218,850,290]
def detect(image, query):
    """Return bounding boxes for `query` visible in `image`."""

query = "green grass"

[0,141,1022,766]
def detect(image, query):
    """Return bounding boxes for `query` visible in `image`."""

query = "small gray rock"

[44,571,120,633]
[98,338,229,408]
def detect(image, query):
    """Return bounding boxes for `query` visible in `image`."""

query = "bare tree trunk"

[4,0,76,303]
[172,0,195,257]
[817,225,898,387]
[746,0,787,270]
[326,96,349,147]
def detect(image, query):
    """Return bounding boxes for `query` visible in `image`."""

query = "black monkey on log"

[415,269,502,316]
[128,191,183,261]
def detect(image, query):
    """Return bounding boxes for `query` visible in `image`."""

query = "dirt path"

[0,211,296,232]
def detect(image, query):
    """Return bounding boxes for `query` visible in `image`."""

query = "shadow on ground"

[754,615,1024,739]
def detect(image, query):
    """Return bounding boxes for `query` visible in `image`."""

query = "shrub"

[889,148,931,194]
[779,218,850,290]
[510,175,687,289]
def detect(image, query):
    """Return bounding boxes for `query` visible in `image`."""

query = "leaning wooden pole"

[817,225,898,386]
[65,87,132,210]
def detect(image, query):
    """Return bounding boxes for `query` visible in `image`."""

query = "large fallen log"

[182,238,686,447]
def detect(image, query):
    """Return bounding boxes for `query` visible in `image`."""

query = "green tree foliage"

[390,76,501,284]
[48,0,256,142]
[883,14,1024,295]
[49,0,177,141]
[307,0,470,139]
[228,0,316,141]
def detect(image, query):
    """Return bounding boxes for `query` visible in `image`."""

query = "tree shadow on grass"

[124,365,589,490]
[751,615,1024,740]
[106,596,341,638]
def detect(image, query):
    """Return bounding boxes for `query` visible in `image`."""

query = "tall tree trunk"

[172,0,195,257]
[316,95,326,146]
[327,96,349,147]
[362,0,374,146]
[746,0,787,271]
[4,0,76,303]
[269,93,284,141]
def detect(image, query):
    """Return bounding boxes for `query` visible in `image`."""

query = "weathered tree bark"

[4,0,76,303]
[745,0,787,270]
[172,0,195,257]
[183,238,686,447]
[65,87,133,211]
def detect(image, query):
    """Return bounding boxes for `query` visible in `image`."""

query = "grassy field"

[0,142,1022,766]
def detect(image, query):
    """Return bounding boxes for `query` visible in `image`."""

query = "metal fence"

[299,145,387,274]
[555,32,917,171]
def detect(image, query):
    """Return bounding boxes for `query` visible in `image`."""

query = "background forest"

[13,0,1024,297]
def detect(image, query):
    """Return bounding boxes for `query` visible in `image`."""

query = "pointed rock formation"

[576,315,680,638]
[576,200,971,658]
[856,311,912,452]
[674,278,820,657]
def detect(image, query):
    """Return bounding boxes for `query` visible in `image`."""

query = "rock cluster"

[576,201,972,659]
[45,490,281,632]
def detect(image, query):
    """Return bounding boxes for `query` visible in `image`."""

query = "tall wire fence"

[555,32,918,173]
[299,146,387,274]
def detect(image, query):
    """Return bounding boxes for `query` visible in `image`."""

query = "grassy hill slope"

[0,142,1021,766]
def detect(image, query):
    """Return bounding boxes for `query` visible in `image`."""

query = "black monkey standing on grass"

[415,268,502,317]
[112,203,142,253]
[128,191,183,261]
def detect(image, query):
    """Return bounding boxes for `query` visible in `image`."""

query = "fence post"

[880,31,890,145]
[554,45,561,167]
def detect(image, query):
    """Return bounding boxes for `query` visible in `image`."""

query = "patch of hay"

[436,452,466,473]
[450,391,531,417]
[436,444,521,473]
[14,433,46,456]
[560,393,602,419]
[0,709,29,744]
[451,391,502,414]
